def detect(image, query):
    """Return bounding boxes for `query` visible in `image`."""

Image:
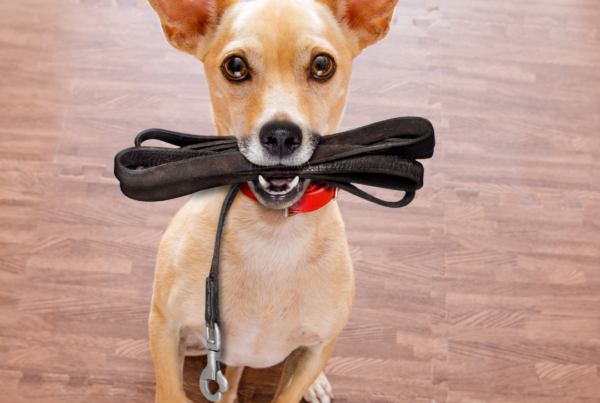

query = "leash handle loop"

[135,128,231,148]
[326,182,416,208]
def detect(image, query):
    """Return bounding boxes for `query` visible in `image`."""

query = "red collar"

[240,182,338,216]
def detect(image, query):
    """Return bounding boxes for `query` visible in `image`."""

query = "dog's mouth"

[258,175,300,195]
[248,175,310,209]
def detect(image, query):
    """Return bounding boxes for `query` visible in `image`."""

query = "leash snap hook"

[200,323,229,402]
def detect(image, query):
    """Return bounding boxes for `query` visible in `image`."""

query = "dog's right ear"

[148,0,238,56]
[317,0,399,50]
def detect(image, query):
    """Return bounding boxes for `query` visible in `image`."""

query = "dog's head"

[149,0,398,208]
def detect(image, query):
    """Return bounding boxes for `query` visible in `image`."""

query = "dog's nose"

[259,121,303,158]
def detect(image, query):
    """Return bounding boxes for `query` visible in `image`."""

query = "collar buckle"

[283,207,297,217]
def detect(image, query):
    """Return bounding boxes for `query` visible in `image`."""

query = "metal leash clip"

[200,323,229,402]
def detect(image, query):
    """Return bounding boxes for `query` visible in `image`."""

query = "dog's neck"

[222,192,342,273]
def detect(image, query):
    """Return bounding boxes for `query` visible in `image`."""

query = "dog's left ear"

[317,0,399,50]
[148,0,238,56]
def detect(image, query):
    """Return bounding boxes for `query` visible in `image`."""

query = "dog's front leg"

[272,338,337,403]
[221,365,245,403]
[149,303,190,403]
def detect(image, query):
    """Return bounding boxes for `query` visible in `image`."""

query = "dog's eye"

[311,54,335,81]
[222,56,249,81]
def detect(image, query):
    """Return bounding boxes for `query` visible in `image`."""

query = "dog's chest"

[217,261,346,368]
[214,218,352,367]
[173,193,354,368]
[219,300,324,368]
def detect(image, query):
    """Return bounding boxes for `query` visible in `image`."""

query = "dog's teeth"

[258,175,298,196]
[266,189,288,195]
[258,175,270,189]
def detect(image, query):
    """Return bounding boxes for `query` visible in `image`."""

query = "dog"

[146,0,399,401]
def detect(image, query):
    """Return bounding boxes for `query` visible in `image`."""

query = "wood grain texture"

[1,0,599,402]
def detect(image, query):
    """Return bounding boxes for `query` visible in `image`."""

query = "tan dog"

[146,0,399,401]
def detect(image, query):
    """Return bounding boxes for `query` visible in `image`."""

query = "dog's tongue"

[269,178,291,186]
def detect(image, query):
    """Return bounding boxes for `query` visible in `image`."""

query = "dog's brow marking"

[221,40,256,56]
[301,35,335,49]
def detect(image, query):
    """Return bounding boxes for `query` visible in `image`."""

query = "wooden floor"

[1,0,599,402]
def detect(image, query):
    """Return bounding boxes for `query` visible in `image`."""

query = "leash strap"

[205,182,242,330]
[114,116,435,203]
[200,184,241,402]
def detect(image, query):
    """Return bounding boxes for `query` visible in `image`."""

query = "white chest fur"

[155,187,354,369]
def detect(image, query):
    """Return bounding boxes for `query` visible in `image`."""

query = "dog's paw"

[303,372,333,403]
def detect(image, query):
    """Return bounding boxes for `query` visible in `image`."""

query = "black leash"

[205,182,242,331]
[114,116,435,401]
[200,183,242,401]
